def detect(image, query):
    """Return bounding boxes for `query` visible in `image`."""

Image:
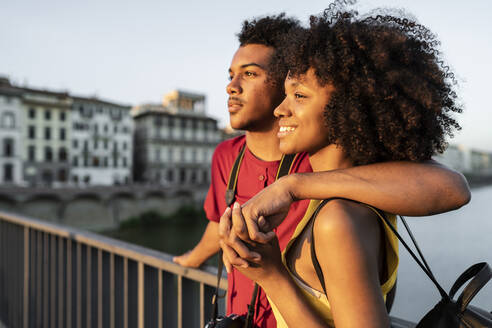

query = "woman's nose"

[274,98,291,118]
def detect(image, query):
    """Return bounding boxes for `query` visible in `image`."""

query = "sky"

[1,0,491,151]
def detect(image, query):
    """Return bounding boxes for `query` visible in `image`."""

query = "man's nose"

[226,76,242,95]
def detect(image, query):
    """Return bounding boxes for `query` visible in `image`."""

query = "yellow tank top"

[269,199,399,327]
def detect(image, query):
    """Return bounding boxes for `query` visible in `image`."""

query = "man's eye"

[228,75,234,81]
[294,93,306,99]
[245,71,257,77]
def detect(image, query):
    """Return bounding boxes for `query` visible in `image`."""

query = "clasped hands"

[218,178,295,283]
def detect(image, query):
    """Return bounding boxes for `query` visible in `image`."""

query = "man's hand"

[236,175,296,243]
[219,204,261,272]
[173,251,201,268]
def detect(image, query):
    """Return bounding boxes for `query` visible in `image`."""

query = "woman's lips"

[277,126,296,138]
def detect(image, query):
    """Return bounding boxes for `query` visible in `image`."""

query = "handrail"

[0,210,226,289]
[0,210,227,328]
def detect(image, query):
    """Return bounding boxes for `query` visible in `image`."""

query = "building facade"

[70,97,133,185]
[132,90,220,186]
[0,79,24,185]
[21,87,72,187]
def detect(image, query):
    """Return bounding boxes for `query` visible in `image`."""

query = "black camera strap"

[210,142,297,326]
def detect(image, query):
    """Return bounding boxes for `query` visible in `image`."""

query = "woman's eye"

[294,93,306,99]
[228,75,233,81]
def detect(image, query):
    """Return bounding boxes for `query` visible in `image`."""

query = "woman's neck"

[309,144,353,172]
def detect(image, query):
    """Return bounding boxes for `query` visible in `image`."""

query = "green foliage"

[119,204,206,229]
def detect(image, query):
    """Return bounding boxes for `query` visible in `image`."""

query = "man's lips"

[228,98,244,113]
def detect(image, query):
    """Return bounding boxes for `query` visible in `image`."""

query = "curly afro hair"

[237,14,302,84]
[276,3,462,165]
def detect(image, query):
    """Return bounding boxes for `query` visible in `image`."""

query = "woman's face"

[274,68,335,155]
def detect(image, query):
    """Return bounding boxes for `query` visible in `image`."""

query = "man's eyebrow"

[229,63,267,74]
[240,63,265,69]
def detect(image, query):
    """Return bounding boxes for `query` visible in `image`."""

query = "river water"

[103,185,492,322]
[390,185,492,321]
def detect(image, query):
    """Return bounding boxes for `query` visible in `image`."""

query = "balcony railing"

[0,211,226,328]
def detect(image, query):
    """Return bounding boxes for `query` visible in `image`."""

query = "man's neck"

[245,129,283,162]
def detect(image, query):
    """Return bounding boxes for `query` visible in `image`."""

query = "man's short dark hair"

[237,14,302,83]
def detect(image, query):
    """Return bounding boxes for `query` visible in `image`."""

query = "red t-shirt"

[204,135,312,328]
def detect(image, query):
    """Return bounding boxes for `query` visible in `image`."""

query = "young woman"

[219,5,463,328]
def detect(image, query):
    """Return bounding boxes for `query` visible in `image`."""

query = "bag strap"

[210,250,226,321]
[310,200,330,296]
[309,201,449,300]
[448,262,492,312]
[380,214,450,300]
[213,143,298,324]
[225,144,247,206]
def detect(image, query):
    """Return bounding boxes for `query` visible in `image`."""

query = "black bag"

[381,214,492,328]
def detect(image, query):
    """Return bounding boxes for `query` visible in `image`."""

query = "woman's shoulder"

[314,198,381,237]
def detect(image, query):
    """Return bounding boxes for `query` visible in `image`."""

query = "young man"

[173,14,470,327]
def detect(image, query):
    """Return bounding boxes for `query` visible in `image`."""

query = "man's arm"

[232,160,471,244]
[290,160,470,216]
[173,221,220,268]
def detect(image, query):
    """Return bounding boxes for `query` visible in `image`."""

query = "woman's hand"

[219,203,286,286]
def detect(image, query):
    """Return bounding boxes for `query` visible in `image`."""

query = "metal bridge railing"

[0,210,226,328]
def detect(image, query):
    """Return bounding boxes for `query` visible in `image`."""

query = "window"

[103,157,108,167]
[1,112,15,128]
[44,147,53,162]
[72,156,78,167]
[58,169,67,182]
[123,142,127,150]
[60,111,66,121]
[167,169,174,183]
[73,139,78,148]
[60,128,66,141]
[3,138,14,157]
[28,126,36,139]
[44,127,51,140]
[92,156,100,167]
[104,140,108,149]
[29,108,36,119]
[113,125,118,133]
[83,140,88,150]
[59,148,67,162]
[94,124,99,134]
[3,164,13,182]
[122,157,127,167]
[28,145,36,162]
[45,109,51,120]
[94,139,98,150]
[104,124,108,133]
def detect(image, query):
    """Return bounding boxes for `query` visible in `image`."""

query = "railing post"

[98,249,102,328]
[23,227,29,328]
[177,275,182,328]
[158,269,163,328]
[123,257,128,328]
[138,261,144,328]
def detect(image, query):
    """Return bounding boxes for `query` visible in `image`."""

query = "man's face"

[227,44,284,132]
